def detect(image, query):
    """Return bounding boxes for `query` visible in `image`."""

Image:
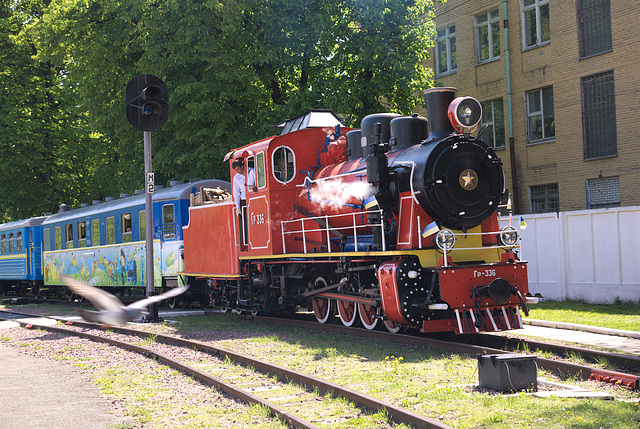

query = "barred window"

[581,70,616,159]
[526,87,555,143]
[476,9,501,63]
[578,0,612,58]
[530,183,559,213]
[435,25,457,76]
[586,176,620,209]
[481,99,505,149]
[522,0,550,48]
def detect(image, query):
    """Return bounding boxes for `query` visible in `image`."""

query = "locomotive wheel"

[337,300,358,327]
[358,303,380,330]
[312,277,334,324]
[382,319,403,333]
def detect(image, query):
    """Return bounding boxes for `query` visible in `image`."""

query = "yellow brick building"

[427,0,640,214]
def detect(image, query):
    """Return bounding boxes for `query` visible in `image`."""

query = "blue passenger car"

[0,216,48,296]
[41,179,229,302]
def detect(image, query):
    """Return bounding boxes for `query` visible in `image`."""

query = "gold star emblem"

[459,169,478,190]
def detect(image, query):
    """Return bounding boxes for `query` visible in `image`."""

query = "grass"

[527,299,640,332]
[3,300,639,428]
[154,313,640,429]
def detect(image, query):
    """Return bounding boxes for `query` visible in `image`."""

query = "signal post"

[125,74,168,322]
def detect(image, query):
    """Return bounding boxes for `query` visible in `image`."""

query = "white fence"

[500,206,640,303]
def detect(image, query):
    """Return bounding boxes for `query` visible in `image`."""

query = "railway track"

[244,314,640,391]
[0,310,452,429]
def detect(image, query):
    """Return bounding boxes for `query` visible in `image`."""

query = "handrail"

[281,209,385,254]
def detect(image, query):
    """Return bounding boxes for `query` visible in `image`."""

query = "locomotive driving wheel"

[337,277,360,327]
[358,303,379,330]
[312,277,334,324]
[382,319,403,333]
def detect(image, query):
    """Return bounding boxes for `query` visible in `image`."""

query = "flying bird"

[63,276,189,325]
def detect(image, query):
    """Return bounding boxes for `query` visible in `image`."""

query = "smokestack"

[423,87,457,142]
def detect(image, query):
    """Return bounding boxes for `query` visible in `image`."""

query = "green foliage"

[2,0,436,221]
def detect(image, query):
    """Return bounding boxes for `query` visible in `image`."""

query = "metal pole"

[144,130,159,321]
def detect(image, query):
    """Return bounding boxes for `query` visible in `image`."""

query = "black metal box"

[477,354,537,393]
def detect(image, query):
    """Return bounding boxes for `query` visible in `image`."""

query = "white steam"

[305,177,377,213]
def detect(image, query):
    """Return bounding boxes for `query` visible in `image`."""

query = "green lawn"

[526,299,640,332]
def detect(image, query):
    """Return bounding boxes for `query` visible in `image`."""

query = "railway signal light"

[126,74,168,132]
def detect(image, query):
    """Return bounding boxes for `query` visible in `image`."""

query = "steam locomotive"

[182,87,538,334]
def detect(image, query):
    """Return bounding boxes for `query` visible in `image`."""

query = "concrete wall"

[500,206,640,303]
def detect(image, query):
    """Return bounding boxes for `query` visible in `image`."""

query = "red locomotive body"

[182,88,538,334]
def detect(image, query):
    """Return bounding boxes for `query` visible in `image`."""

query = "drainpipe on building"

[503,0,520,213]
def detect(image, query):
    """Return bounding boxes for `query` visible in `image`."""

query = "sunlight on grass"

[527,299,640,331]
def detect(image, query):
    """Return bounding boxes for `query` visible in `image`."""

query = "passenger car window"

[55,227,62,250]
[122,213,132,243]
[43,228,50,251]
[91,220,100,246]
[78,222,86,248]
[65,224,73,249]
[16,232,22,252]
[8,233,14,253]
[106,217,115,244]
[162,205,175,239]
[1,234,5,254]
[139,210,146,240]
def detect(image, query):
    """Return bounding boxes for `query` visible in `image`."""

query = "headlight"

[448,96,482,130]
[498,226,519,246]
[435,229,456,251]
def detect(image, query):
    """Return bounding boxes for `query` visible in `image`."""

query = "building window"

[581,70,616,159]
[481,99,505,149]
[122,213,132,243]
[526,87,554,143]
[522,0,550,48]
[586,176,620,209]
[530,183,559,213]
[578,0,612,58]
[91,219,100,247]
[476,9,501,63]
[162,204,175,239]
[435,25,457,75]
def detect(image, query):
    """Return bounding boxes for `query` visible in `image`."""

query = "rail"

[281,209,386,254]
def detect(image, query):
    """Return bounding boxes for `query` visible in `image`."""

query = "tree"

[4,0,437,219]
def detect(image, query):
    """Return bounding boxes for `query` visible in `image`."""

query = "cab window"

[122,213,132,243]
[91,220,100,246]
[162,205,175,239]
[273,146,295,183]
[256,151,266,188]
[65,224,73,249]
[16,232,22,252]
[78,222,86,247]
[8,233,14,253]
[106,217,115,244]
